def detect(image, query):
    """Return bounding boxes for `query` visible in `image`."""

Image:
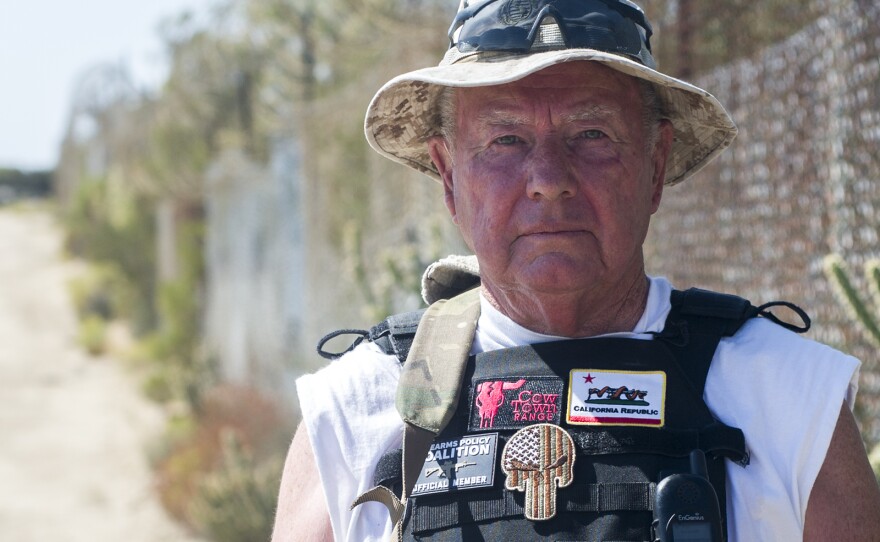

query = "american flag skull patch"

[501,423,575,521]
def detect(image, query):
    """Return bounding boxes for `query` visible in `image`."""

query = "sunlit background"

[1,0,218,170]
[0,1,878,540]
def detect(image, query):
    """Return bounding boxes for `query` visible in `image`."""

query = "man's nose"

[525,142,577,201]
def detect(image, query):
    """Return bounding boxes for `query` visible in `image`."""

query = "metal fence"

[646,0,880,442]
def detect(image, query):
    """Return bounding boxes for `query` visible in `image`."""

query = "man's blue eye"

[495,135,519,145]
[581,130,605,139]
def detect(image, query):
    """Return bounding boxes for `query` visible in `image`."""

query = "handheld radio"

[652,449,723,542]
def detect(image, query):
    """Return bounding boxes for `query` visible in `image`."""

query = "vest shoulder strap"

[671,288,756,330]
[659,287,810,395]
[372,309,425,362]
[668,287,811,335]
[396,287,481,433]
[350,288,481,538]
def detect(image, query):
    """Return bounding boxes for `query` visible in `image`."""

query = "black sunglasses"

[448,0,656,69]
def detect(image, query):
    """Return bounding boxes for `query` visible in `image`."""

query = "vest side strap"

[350,425,434,541]
[397,422,441,541]
[350,485,404,525]
[402,423,436,503]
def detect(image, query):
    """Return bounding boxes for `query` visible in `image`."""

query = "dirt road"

[0,205,203,541]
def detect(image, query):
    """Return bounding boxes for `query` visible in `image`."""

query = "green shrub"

[78,314,107,356]
[870,443,880,484]
[68,264,127,320]
[139,217,212,411]
[63,177,158,334]
[142,367,175,403]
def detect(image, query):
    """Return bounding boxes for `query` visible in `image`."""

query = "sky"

[0,0,219,171]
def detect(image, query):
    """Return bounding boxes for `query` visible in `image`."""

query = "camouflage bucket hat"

[364,0,737,186]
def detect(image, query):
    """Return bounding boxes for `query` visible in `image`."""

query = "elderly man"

[272,1,880,540]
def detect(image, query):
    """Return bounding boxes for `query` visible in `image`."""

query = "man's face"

[428,61,672,301]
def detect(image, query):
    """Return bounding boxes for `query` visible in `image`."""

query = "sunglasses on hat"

[448,0,656,69]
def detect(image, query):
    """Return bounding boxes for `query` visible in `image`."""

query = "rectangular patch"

[567,369,666,427]
[468,376,564,431]
[411,433,498,497]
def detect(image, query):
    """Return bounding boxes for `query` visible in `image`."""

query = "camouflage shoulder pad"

[396,287,481,434]
[421,254,480,305]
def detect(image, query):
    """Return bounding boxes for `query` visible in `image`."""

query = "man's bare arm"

[804,402,880,540]
[271,422,333,542]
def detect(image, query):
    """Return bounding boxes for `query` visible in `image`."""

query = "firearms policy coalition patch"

[567,370,666,427]
[411,433,498,496]
[468,376,564,431]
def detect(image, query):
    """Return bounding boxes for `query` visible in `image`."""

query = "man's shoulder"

[296,340,402,456]
[330,339,401,370]
[730,314,853,360]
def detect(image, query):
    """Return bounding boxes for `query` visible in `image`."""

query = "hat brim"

[365,48,736,186]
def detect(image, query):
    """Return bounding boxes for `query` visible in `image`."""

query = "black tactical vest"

[321,288,809,542]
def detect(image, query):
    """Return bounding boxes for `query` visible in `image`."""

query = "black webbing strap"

[411,483,657,533]
[659,287,810,394]
[374,423,748,493]
[570,424,747,465]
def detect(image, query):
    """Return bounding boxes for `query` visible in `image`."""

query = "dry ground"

[0,204,203,541]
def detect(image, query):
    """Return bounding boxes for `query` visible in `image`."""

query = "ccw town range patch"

[468,376,564,431]
[567,369,666,427]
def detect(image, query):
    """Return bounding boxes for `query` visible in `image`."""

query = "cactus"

[823,254,880,347]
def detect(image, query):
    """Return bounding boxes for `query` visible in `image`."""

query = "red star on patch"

[583,374,595,384]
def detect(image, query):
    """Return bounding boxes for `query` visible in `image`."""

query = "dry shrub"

[189,431,284,542]
[153,384,293,532]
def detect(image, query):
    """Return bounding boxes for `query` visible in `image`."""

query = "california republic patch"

[468,376,564,431]
[567,370,666,427]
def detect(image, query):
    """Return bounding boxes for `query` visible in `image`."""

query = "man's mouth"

[521,226,588,238]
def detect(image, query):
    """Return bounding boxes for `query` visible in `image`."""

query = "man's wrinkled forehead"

[473,104,623,128]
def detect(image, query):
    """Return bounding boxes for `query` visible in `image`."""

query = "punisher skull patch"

[501,423,575,521]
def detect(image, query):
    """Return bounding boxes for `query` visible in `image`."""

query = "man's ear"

[649,120,674,213]
[427,135,457,221]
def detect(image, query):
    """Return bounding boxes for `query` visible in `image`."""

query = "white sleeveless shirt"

[295,277,860,541]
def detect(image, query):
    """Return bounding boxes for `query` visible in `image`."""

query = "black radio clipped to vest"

[652,449,723,542]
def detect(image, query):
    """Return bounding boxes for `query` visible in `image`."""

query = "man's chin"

[513,257,599,294]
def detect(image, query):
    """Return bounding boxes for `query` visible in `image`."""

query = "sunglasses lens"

[451,0,654,68]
